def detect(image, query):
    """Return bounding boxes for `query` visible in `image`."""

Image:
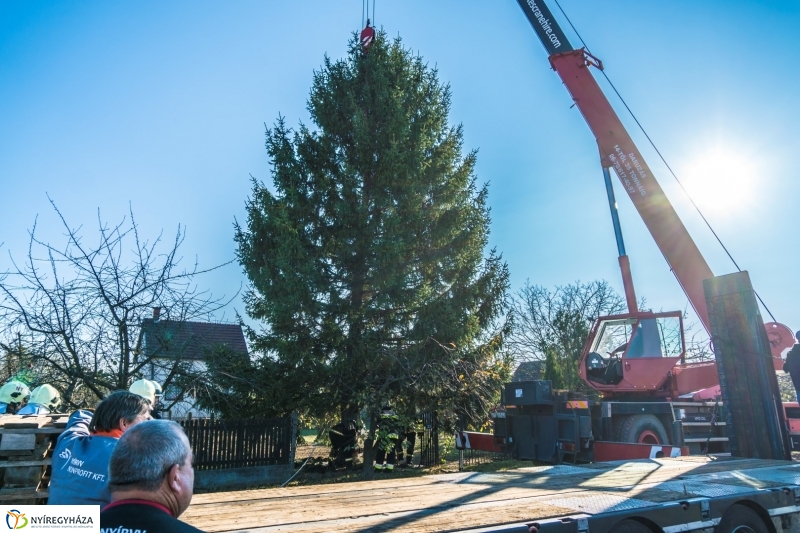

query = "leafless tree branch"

[0,200,236,408]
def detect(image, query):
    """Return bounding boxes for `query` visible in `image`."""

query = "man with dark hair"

[101,420,203,532]
[49,390,151,506]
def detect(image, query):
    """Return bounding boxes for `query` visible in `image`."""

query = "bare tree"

[508,280,627,363]
[0,199,232,409]
[506,280,627,391]
[683,317,714,363]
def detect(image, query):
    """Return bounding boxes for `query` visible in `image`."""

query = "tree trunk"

[362,412,378,479]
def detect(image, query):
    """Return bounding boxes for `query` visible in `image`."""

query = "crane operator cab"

[581,311,685,392]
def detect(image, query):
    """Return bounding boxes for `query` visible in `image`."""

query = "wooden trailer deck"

[183,457,800,532]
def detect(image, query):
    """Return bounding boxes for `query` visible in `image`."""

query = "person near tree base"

[374,405,400,472]
[784,331,800,400]
[329,419,358,469]
[395,418,420,468]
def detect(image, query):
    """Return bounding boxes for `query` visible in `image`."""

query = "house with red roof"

[140,308,248,419]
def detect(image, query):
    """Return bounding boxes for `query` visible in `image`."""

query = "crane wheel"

[715,505,769,533]
[618,414,669,445]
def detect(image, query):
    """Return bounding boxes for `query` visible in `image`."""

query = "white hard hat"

[0,381,30,405]
[150,381,162,396]
[29,384,60,411]
[129,379,156,404]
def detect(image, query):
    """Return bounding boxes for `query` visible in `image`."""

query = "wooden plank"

[0,433,36,452]
[0,428,66,435]
[228,421,235,469]
[4,417,51,429]
[0,488,49,502]
[209,421,216,469]
[223,422,229,468]
[219,422,226,470]
[49,416,70,428]
[206,420,214,469]
[0,459,51,468]
[0,416,24,428]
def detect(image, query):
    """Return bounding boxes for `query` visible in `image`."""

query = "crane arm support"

[549,49,714,333]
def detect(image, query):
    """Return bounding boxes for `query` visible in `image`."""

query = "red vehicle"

[459,0,797,462]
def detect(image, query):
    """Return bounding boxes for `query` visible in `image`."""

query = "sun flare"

[681,148,756,214]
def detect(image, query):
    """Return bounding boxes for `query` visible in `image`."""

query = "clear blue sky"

[1,1,798,340]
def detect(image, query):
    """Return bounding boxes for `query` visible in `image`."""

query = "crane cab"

[580,311,685,394]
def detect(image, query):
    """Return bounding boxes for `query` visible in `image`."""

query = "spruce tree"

[236,33,510,465]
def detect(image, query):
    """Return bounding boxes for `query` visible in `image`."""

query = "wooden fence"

[180,417,293,471]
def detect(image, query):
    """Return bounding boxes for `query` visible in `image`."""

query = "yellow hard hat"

[29,384,60,411]
[0,381,30,405]
[129,379,156,404]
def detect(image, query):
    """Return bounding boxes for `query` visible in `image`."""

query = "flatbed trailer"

[183,456,800,533]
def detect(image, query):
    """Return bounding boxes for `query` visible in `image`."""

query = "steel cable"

[551,0,777,323]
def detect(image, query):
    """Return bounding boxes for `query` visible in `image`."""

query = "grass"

[194,454,539,494]
[458,459,538,472]
[281,454,541,488]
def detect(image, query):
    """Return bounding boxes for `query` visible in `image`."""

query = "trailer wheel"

[715,505,769,533]
[619,414,669,445]
[609,519,653,533]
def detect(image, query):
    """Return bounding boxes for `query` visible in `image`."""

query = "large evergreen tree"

[235,33,510,458]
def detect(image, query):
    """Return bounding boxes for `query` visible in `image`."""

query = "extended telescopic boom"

[516,0,715,333]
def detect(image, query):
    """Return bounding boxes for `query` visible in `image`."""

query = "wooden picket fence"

[180,417,293,471]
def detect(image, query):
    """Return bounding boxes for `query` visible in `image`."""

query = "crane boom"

[513,0,791,462]
[516,0,714,333]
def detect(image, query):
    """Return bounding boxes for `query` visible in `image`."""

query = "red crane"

[456,2,797,462]
[514,0,792,399]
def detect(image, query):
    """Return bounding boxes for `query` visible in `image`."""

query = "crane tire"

[715,505,769,533]
[618,414,670,445]
[609,519,654,533]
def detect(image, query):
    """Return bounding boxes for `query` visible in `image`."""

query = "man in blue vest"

[48,391,152,506]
